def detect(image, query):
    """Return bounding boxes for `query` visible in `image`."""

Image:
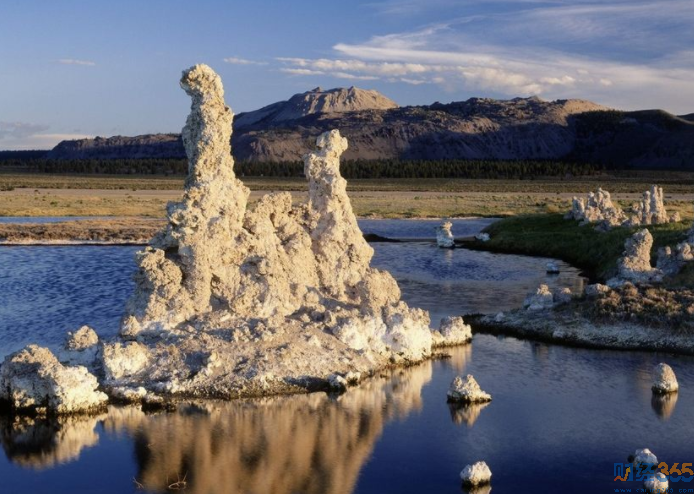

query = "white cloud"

[0,122,92,150]
[278,0,694,112]
[58,59,96,66]
[223,56,268,66]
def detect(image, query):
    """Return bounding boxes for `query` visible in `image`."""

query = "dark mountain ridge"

[42,89,694,169]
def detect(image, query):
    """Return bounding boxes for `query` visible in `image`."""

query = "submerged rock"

[546,262,560,274]
[460,461,492,487]
[0,345,107,414]
[436,221,455,248]
[652,363,679,394]
[447,375,492,403]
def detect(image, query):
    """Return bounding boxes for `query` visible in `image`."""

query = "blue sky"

[1,0,693,149]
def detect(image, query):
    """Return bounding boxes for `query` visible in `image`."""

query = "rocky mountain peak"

[234,86,398,128]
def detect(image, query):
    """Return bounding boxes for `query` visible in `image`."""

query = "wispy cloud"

[274,0,694,111]
[58,58,96,66]
[223,56,268,66]
[0,122,92,150]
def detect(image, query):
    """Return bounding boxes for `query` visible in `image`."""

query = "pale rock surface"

[628,185,670,226]
[565,196,585,220]
[652,363,679,394]
[460,461,492,486]
[447,375,492,403]
[657,243,694,276]
[523,284,554,310]
[436,221,455,248]
[632,448,658,471]
[581,188,627,228]
[0,345,107,414]
[432,316,473,347]
[103,64,436,400]
[60,325,100,368]
[555,287,573,305]
[616,229,662,283]
[585,283,610,297]
[644,473,669,494]
[475,232,490,242]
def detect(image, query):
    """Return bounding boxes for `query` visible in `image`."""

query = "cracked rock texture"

[103,64,464,401]
[0,345,107,414]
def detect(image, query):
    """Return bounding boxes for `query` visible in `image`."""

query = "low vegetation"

[480,214,691,280]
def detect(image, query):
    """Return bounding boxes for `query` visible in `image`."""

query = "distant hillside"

[41,89,694,169]
[234,86,398,127]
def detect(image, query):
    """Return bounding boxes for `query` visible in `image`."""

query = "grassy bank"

[479,214,691,281]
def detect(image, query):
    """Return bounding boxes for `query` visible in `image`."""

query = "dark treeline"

[0,157,605,179]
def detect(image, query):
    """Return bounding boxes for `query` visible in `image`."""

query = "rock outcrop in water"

[436,221,455,248]
[447,375,492,404]
[460,461,492,487]
[652,363,679,394]
[97,64,465,402]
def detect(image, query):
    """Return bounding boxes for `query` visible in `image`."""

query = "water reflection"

[448,402,491,427]
[651,393,678,421]
[0,413,105,469]
[1,363,433,494]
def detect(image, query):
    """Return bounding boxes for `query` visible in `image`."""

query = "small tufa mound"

[632,448,658,474]
[615,229,662,283]
[65,326,99,351]
[644,473,669,494]
[652,363,679,394]
[585,283,610,297]
[432,316,473,347]
[447,375,492,404]
[436,221,455,248]
[523,284,554,311]
[0,345,107,414]
[460,461,492,487]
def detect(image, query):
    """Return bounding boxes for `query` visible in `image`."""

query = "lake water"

[1,219,692,494]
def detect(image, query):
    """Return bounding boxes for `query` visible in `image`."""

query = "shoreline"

[468,312,694,356]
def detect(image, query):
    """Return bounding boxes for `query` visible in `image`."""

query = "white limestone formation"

[565,196,585,220]
[616,229,662,283]
[581,188,627,228]
[0,345,107,414]
[432,316,472,347]
[629,185,670,226]
[60,325,100,368]
[436,221,455,248]
[632,448,658,472]
[644,473,669,494]
[523,284,554,311]
[657,243,694,276]
[91,64,468,401]
[460,461,492,487]
[652,363,679,394]
[447,375,492,403]
[568,185,675,230]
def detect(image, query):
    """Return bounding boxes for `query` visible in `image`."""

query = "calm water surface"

[0,219,691,494]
